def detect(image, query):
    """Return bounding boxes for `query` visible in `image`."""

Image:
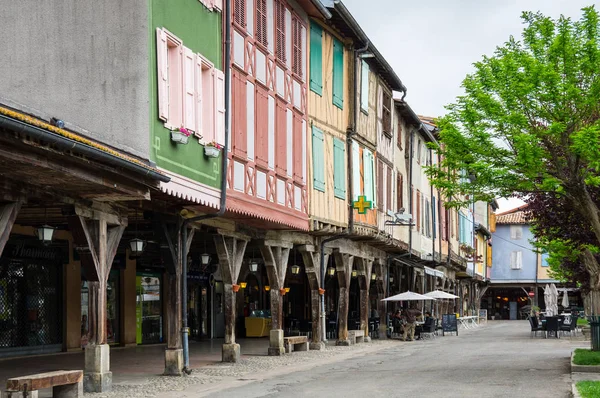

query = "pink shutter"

[183,47,196,132]
[194,55,203,140]
[156,28,169,122]
[214,68,225,146]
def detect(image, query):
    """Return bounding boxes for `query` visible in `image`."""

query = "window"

[157,28,224,145]
[234,0,246,28]
[333,138,345,199]
[309,22,323,95]
[416,190,421,232]
[396,173,403,212]
[386,165,392,212]
[510,225,522,240]
[377,159,383,210]
[312,127,325,192]
[255,0,267,47]
[382,90,392,136]
[332,38,344,109]
[291,16,303,77]
[360,60,369,112]
[352,141,361,200]
[416,139,422,164]
[510,251,523,269]
[397,119,403,149]
[425,199,431,237]
[363,149,375,205]
[275,0,286,63]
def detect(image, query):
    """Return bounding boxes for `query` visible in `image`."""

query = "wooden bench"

[3,370,83,398]
[348,329,365,344]
[283,336,309,353]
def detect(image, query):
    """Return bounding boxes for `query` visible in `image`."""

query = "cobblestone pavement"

[157,321,586,398]
[87,340,397,398]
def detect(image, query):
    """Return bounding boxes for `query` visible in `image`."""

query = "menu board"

[479,309,487,320]
[442,314,458,336]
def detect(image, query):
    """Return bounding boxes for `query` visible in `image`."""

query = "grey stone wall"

[0,0,150,159]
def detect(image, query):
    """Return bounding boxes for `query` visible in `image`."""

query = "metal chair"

[529,316,543,338]
[545,316,560,339]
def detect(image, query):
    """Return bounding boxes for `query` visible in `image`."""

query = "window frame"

[274,0,287,64]
[255,0,268,48]
[333,137,346,199]
[360,60,369,113]
[382,89,392,137]
[332,37,344,109]
[233,0,247,30]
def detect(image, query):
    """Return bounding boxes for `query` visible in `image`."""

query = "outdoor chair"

[545,316,560,339]
[529,316,543,338]
[560,318,578,338]
[421,319,436,339]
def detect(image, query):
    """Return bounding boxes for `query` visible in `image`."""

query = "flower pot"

[232,284,240,292]
[204,145,220,158]
[318,288,325,295]
[170,131,189,144]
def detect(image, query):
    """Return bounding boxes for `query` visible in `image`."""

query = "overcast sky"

[342,0,593,211]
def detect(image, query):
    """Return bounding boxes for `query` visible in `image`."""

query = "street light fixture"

[327,266,335,276]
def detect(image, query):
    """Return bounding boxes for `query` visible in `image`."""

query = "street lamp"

[291,264,300,274]
[249,261,258,272]
[37,225,55,246]
[327,266,335,276]
[201,253,211,265]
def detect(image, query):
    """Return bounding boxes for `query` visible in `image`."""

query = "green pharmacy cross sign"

[353,195,372,214]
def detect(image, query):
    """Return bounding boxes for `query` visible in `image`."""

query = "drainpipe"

[180,0,231,373]
[430,147,435,268]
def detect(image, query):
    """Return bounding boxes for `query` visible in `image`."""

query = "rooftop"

[496,205,529,225]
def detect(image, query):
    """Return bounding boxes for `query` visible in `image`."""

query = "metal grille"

[0,259,62,349]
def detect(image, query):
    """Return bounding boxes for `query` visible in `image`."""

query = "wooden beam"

[0,201,22,257]
[334,250,354,343]
[260,242,291,331]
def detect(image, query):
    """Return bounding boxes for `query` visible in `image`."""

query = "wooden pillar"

[298,244,325,349]
[213,230,249,362]
[373,262,386,339]
[259,240,292,356]
[0,201,22,257]
[70,207,126,393]
[333,250,353,345]
[120,250,137,347]
[358,258,373,340]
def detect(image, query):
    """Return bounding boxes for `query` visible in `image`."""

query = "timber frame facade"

[0,0,494,391]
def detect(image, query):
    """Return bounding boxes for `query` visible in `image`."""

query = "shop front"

[0,236,67,358]
[136,271,163,344]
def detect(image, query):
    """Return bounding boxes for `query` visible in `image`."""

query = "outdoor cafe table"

[458,316,479,329]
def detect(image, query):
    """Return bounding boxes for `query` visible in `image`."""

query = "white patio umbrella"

[550,284,559,316]
[425,290,459,316]
[544,284,552,315]
[425,290,460,299]
[382,291,436,302]
[561,289,570,308]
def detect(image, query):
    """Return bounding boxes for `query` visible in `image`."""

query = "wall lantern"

[250,262,258,272]
[129,238,146,257]
[264,285,270,291]
[201,253,211,265]
[291,264,300,275]
[37,225,55,246]
[240,282,247,289]
[351,270,357,278]
[389,276,394,283]
[285,287,290,293]
[327,266,335,276]
[371,273,377,281]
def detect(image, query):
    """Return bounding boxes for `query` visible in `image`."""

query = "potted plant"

[170,127,191,144]
[204,141,223,158]
[459,243,476,258]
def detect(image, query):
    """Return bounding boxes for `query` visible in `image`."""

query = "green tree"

[429,6,600,311]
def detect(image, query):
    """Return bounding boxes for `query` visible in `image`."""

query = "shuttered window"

[360,60,369,112]
[510,251,523,269]
[234,0,246,28]
[332,38,344,109]
[396,173,403,211]
[416,190,421,232]
[425,199,431,237]
[291,16,303,77]
[333,138,346,199]
[363,149,375,205]
[510,225,522,240]
[382,90,392,136]
[312,126,325,192]
[275,0,286,63]
[309,22,323,95]
[397,120,402,149]
[376,159,384,210]
[432,196,437,239]
[352,141,360,200]
[255,0,268,47]
[386,166,392,212]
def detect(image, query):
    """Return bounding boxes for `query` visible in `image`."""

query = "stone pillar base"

[164,348,183,376]
[336,339,351,346]
[268,329,284,356]
[83,371,112,393]
[364,336,372,343]
[54,380,83,397]
[222,343,240,363]
[378,325,388,339]
[309,342,325,351]
[84,344,111,392]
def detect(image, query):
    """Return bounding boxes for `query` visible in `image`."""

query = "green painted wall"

[150,0,222,187]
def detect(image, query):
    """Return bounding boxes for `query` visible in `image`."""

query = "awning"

[424,266,445,278]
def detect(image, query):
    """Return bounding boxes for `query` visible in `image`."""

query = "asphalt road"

[205,321,581,398]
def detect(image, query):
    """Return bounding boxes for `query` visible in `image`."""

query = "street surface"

[172,321,581,398]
